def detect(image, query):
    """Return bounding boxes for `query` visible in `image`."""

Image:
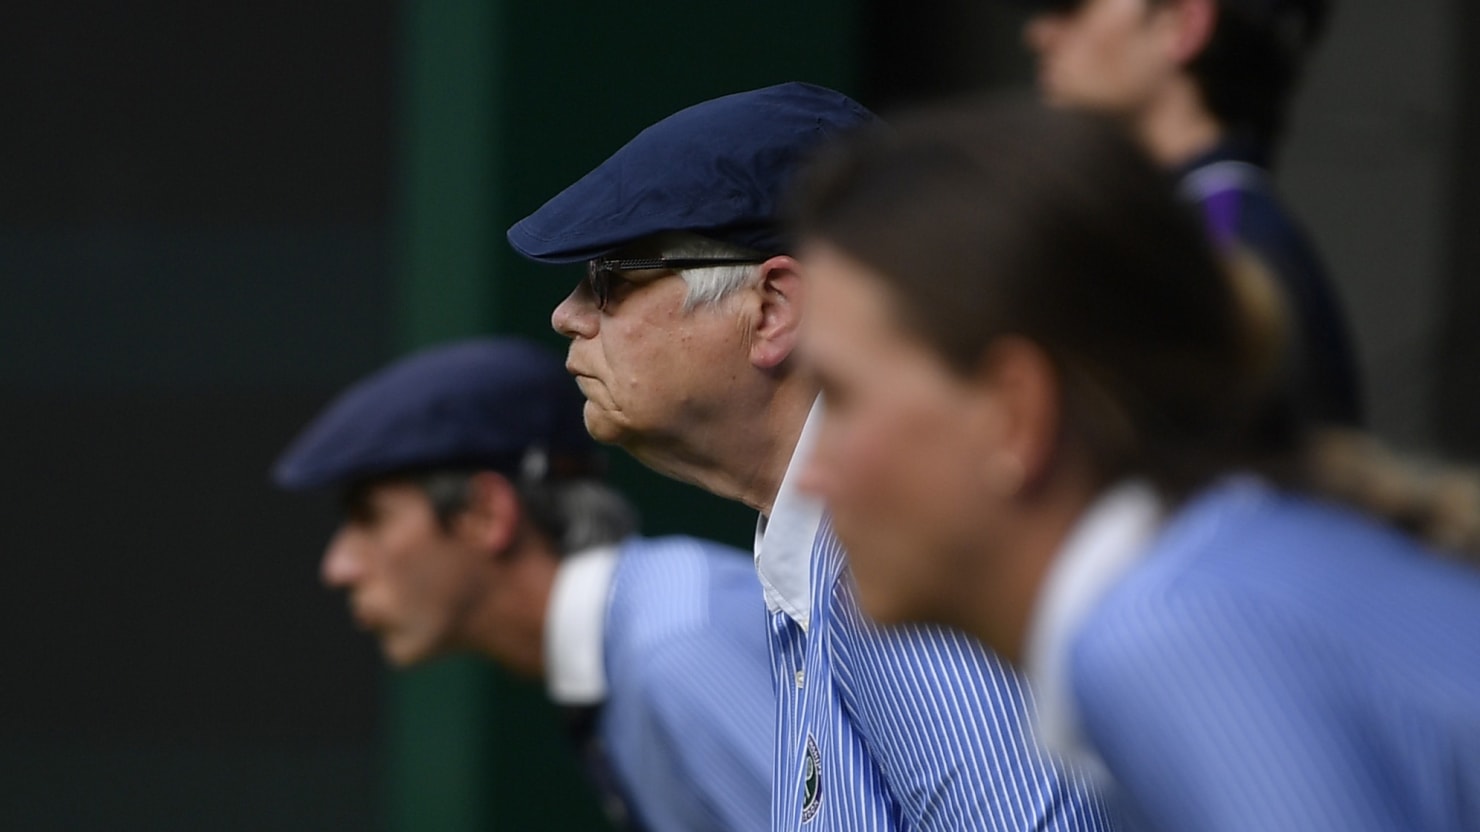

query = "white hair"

[654,232,767,311]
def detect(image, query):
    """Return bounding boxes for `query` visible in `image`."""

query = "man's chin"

[1042,85,1121,117]
[582,404,631,446]
[1035,74,1089,110]
[380,638,439,669]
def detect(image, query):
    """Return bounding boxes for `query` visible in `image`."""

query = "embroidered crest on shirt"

[801,734,822,822]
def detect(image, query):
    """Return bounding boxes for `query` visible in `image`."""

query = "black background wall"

[1,1,395,828]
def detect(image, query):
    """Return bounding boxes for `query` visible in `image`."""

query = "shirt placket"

[770,611,812,828]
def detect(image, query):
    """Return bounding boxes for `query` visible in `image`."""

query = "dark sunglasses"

[584,256,769,311]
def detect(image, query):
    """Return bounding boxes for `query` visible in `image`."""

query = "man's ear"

[746,255,805,370]
[1165,0,1218,65]
[967,336,1064,496]
[454,471,522,557]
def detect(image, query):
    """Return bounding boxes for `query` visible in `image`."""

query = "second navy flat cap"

[272,337,598,491]
[507,82,877,265]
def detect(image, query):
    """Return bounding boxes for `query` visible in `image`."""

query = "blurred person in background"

[1014,0,1363,427]
[273,337,773,832]
[792,99,1480,831]
[509,83,1112,831]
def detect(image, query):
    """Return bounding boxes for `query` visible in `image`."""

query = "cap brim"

[505,229,616,265]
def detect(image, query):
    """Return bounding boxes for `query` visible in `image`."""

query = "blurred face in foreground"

[797,242,1012,625]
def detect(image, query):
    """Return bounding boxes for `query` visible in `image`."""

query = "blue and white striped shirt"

[548,535,774,831]
[759,403,1112,831]
[1039,478,1480,831]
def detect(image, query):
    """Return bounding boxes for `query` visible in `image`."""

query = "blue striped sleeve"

[607,629,773,832]
[600,537,774,832]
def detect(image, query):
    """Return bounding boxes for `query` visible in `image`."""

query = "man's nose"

[552,285,599,340]
[321,528,365,588]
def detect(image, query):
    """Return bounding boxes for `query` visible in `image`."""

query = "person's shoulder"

[1174,485,1471,591]
[1229,187,1320,267]
[603,537,772,716]
[619,533,751,564]
[614,534,757,592]
[1071,487,1335,649]
[1184,158,1322,271]
[606,534,764,640]
[1075,483,1480,689]
[1113,482,1401,583]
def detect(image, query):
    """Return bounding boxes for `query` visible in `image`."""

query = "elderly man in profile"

[273,337,774,832]
[508,82,1110,831]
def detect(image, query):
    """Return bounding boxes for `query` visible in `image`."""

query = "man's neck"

[622,377,817,515]
[467,545,558,679]
[1134,79,1225,169]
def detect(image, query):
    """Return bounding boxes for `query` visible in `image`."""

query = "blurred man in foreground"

[273,337,773,832]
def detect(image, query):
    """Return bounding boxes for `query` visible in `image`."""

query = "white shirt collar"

[754,398,826,631]
[544,543,621,706]
[1023,480,1163,772]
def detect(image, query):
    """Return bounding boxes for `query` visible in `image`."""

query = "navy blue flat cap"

[273,338,598,491]
[507,82,877,264]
